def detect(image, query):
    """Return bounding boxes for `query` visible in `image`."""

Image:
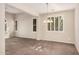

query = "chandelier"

[43,3,53,23]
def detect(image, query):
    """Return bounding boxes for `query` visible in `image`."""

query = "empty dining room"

[0,3,79,55]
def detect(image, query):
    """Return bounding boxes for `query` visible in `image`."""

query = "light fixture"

[43,3,53,23]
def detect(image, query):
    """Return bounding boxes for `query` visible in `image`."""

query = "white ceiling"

[5,4,23,14]
[6,3,78,15]
[24,3,78,14]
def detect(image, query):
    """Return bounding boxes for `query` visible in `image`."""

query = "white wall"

[75,5,79,52]
[15,13,37,39]
[15,10,75,44]
[39,10,75,44]
[5,12,15,38]
[0,4,5,55]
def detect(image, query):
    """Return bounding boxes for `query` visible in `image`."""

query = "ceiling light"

[43,3,53,23]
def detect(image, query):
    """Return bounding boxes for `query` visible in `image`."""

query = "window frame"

[15,20,17,31]
[33,19,37,32]
[47,16,63,32]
